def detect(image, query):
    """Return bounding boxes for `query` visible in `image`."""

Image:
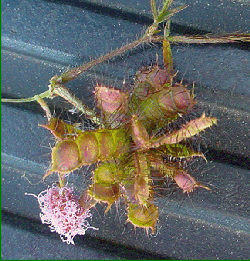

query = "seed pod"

[150,157,183,179]
[131,66,171,117]
[111,129,129,157]
[93,162,124,184]
[132,82,196,130]
[122,172,151,206]
[160,143,205,159]
[95,86,128,114]
[134,152,151,205]
[127,203,159,233]
[122,152,151,205]
[131,115,149,149]
[134,176,151,205]
[40,118,81,140]
[149,156,210,193]
[159,85,195,114]
[44,140,81,179]
[121,183,137,204]
[96,130,115,160]
[131,80,152,101]
[163,39,173,73]
[174,170,210,193]
[138,92,168,123]
[77,132,99,164]
[150,112,217,148]
[134,65,170,92]
[88,182,120,211]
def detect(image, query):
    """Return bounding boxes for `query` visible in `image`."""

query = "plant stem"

[49,82,101,125]
[54,34,153,84]
[1,91,50,103]
[1,91,52,121]
[168,33,250,44]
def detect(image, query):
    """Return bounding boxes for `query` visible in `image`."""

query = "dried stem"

[169,33,250,44]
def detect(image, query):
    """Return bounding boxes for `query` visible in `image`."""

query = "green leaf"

[150,0,158,21]
[164,20,171,38]
[156,5,188,24]
[158,0,174,20]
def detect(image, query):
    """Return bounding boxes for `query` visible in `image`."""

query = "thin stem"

[1,91,52,121]
[49,82,101,125]
[1,33,157,125]
[1,90,51,103]
[54,35,152,84]
[58,174,66,188]
[36,96,52,121]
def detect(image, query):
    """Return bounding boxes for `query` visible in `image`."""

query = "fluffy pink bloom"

[37,185,97,244]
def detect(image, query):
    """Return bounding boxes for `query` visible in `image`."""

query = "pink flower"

[37,185,97,244]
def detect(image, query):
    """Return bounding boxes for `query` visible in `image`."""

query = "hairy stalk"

[36,96,52,121]
[49,82,102,125]
[1,91,50,103]
[1,26,162,123]
[53,0,187,85]
[53,34,154,84]
[1,91,52,121]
